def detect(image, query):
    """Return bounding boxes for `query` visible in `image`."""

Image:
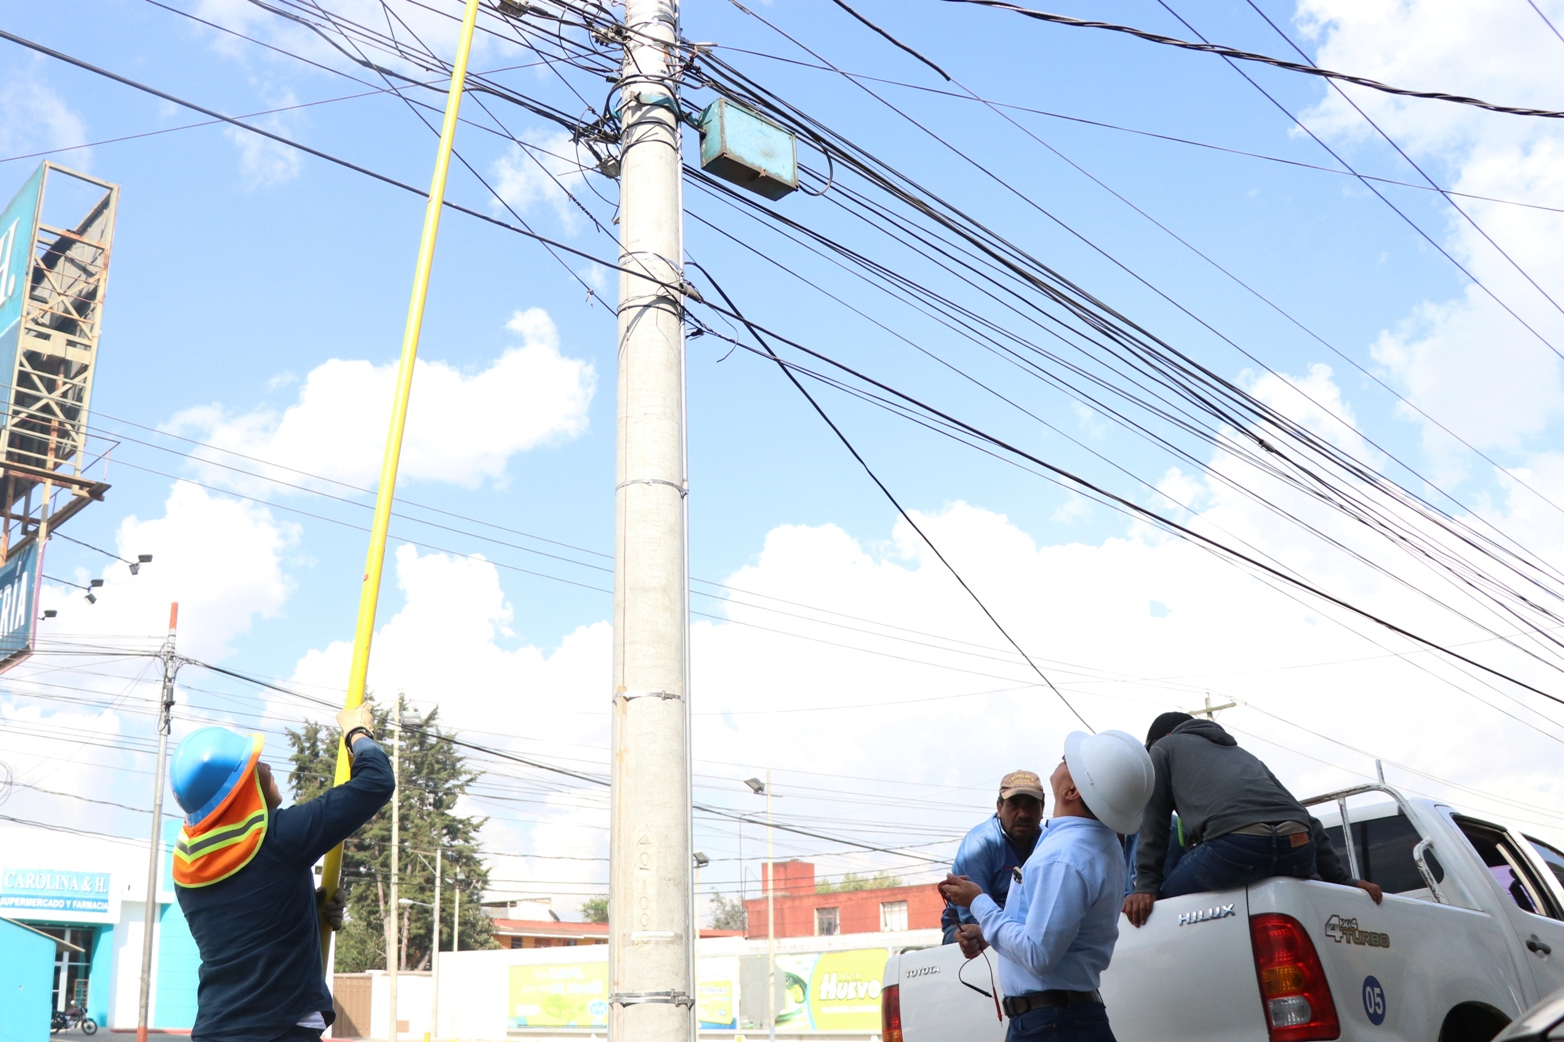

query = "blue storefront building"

[0,820,201,1039]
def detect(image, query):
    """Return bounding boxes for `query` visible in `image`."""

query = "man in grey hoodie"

[1123,712,1381,927]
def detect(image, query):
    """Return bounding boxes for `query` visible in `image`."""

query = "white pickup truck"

[882,784,1564,1042]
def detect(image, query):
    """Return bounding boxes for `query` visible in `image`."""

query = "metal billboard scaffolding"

[0,162,118,565]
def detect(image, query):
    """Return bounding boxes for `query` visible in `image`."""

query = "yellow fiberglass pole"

[317,0,484,969]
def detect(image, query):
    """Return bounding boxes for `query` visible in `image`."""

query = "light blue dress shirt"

[970,815,1126,997]
[946,814,1033,929]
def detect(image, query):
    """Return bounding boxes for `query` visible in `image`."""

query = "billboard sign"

[0,868,114,922]
[0,540,41,671]
[697,956,738,1029]
[0,164,43,345]
[506,962,610,1029]
[772,948,890,1032]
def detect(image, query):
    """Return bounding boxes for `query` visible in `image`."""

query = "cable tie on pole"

[615,477,688,496]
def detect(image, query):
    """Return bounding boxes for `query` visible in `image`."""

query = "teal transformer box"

[697,99,798,201]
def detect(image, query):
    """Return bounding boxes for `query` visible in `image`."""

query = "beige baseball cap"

[998,769,1046,801]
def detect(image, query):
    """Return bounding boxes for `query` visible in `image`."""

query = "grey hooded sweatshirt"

[1133,718,1354,895]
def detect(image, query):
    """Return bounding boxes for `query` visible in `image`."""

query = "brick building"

[740,861,942,938]
[492,919,744,949]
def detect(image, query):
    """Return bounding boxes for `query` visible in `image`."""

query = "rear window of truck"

[1323,813,1425,894]
[1525,836,1564,891]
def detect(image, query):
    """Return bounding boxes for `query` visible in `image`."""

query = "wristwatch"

[343,726,376,750]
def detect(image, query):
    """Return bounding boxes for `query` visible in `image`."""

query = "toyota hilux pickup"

[881,784,1564,1042]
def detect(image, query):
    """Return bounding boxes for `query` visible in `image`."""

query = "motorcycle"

[51,1005,97,1034]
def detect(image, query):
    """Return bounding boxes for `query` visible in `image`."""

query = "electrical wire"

[942,0,1564,118]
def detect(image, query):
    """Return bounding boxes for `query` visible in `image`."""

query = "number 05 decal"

[1362,976,1387,1026]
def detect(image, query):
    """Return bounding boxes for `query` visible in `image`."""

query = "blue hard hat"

[171,727,265,824]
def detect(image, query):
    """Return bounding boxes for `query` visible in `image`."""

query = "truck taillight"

[881,983,903,1042]
[1250,913,1340,1042]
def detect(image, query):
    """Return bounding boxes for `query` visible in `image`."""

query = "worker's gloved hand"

[1355,880,1384,904]
[1122,892,1155,928]
[336,702,375,741]
[317,886,346,931]
[954,923,987,959]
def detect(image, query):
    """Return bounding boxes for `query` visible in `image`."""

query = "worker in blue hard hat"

[169,702,391,1042]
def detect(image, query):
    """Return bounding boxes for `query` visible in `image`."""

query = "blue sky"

[4,0,1564,914]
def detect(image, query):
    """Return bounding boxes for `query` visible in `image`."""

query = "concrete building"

[741,861,942,939]
[0,820,202,1031]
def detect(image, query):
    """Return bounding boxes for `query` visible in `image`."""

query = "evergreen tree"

[708,892,747,932]
[815,871,903,893]
[579,895,608,924]
[287,696,498,972]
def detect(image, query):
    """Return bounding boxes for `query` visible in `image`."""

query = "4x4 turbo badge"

[1326,914,1391,948]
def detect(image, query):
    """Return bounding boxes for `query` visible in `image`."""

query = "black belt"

[1002,990,1103,1017]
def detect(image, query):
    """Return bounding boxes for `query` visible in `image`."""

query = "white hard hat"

[1064,729,1155,835]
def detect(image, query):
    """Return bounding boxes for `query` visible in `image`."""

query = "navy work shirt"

[941,814,1035,936]
[177,737,394,1042]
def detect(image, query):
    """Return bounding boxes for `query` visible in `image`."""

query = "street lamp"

[745,775,775,1042]
[405,846,444,1042]
[398,899,436,1042]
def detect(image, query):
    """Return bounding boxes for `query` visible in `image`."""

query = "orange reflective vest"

[173,765,269,888]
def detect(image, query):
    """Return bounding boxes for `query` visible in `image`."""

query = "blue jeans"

[1007,1003,1116,1042]
[1160,832,1316,898]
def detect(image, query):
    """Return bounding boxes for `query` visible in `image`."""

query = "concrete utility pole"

[607,0,693,1037]
[766,772,775,1042]
[136,603,179,1042]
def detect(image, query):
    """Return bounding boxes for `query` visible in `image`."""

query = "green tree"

[708,892,747,931]
[287,696,498,973]
[579,895,608,924]
[815,872,903,893]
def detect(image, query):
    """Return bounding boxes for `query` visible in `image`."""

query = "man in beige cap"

[940,769,1045,949]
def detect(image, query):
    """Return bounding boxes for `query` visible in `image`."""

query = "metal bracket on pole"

[610,991,695,1008]
[617,689,684,702]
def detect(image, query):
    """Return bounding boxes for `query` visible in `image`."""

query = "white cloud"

[223,111,302,189]
[167,307,594,492]
[491,132,595,230]
[0,482,297,831]
[41,481,297,661]
[265,465,1564,915]
[0,65,90,169]
[1296,0,1564,456]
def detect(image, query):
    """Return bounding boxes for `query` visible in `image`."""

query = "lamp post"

[388,706,421,1042]
[388,716,400,1042]
[744,776,774,1042]
[400,843,441,1042]
[398,897,435,1042]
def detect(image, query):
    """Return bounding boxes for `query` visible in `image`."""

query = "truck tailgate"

[893,943,1007,1042]
[1100,889,1265,1042]
[1246,877,1526,1039]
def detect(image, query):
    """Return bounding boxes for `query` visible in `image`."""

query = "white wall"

[413,931,939,1041]
[110,909,145,1030]
[365,972,432,1042]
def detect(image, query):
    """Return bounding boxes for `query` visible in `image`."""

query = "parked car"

[1494,984,1564,1042]
[881,784,1564,1042]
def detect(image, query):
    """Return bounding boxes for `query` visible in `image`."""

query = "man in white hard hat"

[940,731,1154,1042]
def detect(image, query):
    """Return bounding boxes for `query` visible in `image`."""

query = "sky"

[3,0,1564,922]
